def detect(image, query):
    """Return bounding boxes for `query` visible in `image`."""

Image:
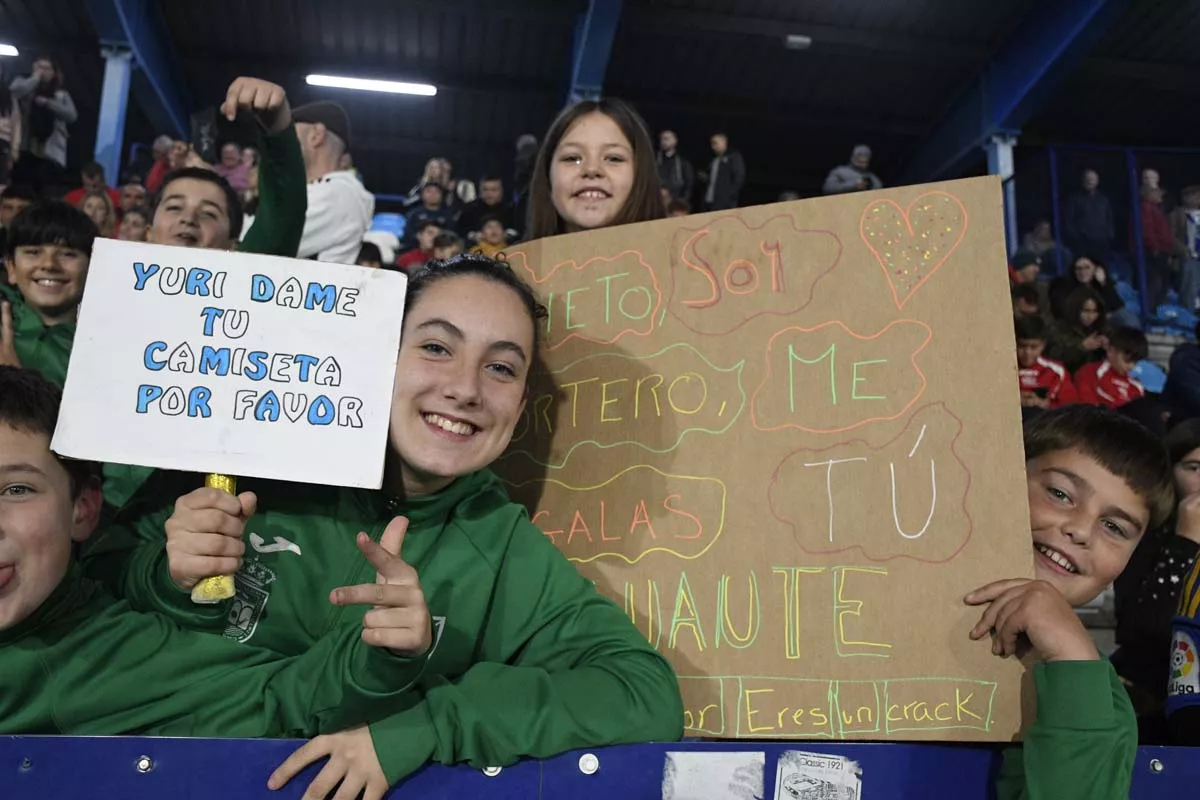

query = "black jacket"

[1065,191,1115,246]
[705,151,745,211]
[657,151,694,201]
[456,199,517,239]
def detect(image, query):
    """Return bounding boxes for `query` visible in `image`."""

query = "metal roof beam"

[86,0,192,138]
[897,0,1131,184]
[567,0,623,103]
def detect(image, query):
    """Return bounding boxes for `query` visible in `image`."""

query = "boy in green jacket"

[969,405,1174,800]
[0,201,96,388]
[84,255,683,800]
[0,366,429,737]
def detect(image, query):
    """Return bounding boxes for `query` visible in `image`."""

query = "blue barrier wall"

[2,738,1193,798]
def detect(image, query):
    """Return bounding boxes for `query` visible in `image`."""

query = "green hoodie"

[996,659,1136,800]
[0,562,425,736]
[83,467,684,783]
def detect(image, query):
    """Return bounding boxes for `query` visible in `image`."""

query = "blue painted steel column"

[87,0,191,138]
[986,135,1019,254]
[567,0,623,104]
[898,0,1130,184]
[94,47,133,187]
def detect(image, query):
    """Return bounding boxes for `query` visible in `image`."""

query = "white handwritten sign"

[53,240,406,488]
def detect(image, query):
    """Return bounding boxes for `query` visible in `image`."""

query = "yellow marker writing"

[190,473,238,605]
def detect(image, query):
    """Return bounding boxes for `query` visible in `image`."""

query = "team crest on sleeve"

[224,558,277,643]
[1169,630,1199,697]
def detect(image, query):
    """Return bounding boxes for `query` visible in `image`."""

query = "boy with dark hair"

[396,220,440,272]
[1075,326,1148,409]
[432,230,463,261]
[1012,282,1042,318]
[0,184,38,268]
[118,205,150,242]
[146,77,306,259]
[355,241,383,269]
[470,213,509,258]
[978,405,1173,798]
[0,200,97,386]
[456,175,515,241]
[0,366,428,736]
[1016,315,1077,410]
[402,182,451,250]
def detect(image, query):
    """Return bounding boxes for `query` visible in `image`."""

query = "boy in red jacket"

[1017,315,1077,409]
[1075,326,1148,409]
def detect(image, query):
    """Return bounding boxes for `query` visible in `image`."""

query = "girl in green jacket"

[86,254,684,799]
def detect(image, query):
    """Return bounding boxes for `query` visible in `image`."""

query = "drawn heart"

[860,192,967,309]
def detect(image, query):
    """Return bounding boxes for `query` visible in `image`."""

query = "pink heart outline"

[859,191,968,309]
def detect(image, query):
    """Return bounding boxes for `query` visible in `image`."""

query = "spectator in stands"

[1013,283,1045,319]
[0,184,35,265]
[666,198,690,218]
[119,182,146,215]
[1137,186,1176,312]
[355,242,383,269]
[1075,326,1148,409]
[1171,186,1200,312]
[703,132,745,211]
[63,162,121,210]
[1143,168,1160,192]
[1016,315,1077,411]
[403,182,451,250]
[1112,418,1200,743]
[404,158,447,209]
[470,214,509,258]
[1066,169,1115,264]
[0,201,96,385]
[78,190,116,238]
[778,191,800,202]
[1022,219,1070,268]
[514,134,538,197]
[439,158,475,212]
[10,56,76,194]
[91,254,684,796]
[656,130,694,202]
[290,101,374,264]
[118,206,149,242]
[432,231,463,261]
[214,142,251,193]
[823,144,883,195]
[527,98,663,240]
[144,135,174,193]
[1164,322,1200,424]
[457,176,515,243]
[395,220,440,273]
[1046,286,1107,374]
[1049,256,1125,323]
[0,69,20,185]
[1009,250,1041,286]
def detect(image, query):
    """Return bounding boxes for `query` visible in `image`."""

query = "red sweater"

[1019,356,1078,407]
[1139,200,1174,254]
[395,247,433,273]
[64,186,122,210]
[1075,360,1144,409]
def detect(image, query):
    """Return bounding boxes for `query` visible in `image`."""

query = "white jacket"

[297,170,375,264]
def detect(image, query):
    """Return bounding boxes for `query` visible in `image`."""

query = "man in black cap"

[291,101,375,264]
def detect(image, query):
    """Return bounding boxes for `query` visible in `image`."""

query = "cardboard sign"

[498,176,1032,741]
[54,240,406,488]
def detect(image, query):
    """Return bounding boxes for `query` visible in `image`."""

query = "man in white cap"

[823,144,883,195]
[291,101,375,264]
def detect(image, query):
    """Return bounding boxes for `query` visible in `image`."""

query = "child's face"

[550,111,635,233]
[1014,297,1039,317]
[150,178,233,250]
[1106,346,1137,375]
[82,196,109,230]
[481,221,505,246]
[1016,337,1045,369]
[1017,265,1039,283]
[417,226,440,252]
[0,426,100,631]
[1026,447,1149,607]
[433,244,462,261]
[5,243,90,323]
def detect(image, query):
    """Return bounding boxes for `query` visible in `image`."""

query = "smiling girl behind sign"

[525,98,664,241]
[82,254,684,799]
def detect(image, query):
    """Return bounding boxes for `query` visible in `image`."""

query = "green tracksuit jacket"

[0,562,423,736]
[996,659,1137,800]
[83,467,684,784]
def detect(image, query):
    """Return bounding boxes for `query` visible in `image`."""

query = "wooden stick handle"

[189,474,238,605]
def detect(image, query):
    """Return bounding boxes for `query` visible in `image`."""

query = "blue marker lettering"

[293,354,319,382]
[308,395,336,426]
[198,346,231,376]
[143,342,168,371]
[132,262,159,291]
[255,391,281,422]
[250,274,275,302]
[244,351,269,381]
[187,387,213,418]
[199,307,222,337]
[184,268,213,296]
[303,283,338,312]
[135,385,164,413]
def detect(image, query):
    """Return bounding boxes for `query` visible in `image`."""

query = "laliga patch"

[1169,630,1200,697]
